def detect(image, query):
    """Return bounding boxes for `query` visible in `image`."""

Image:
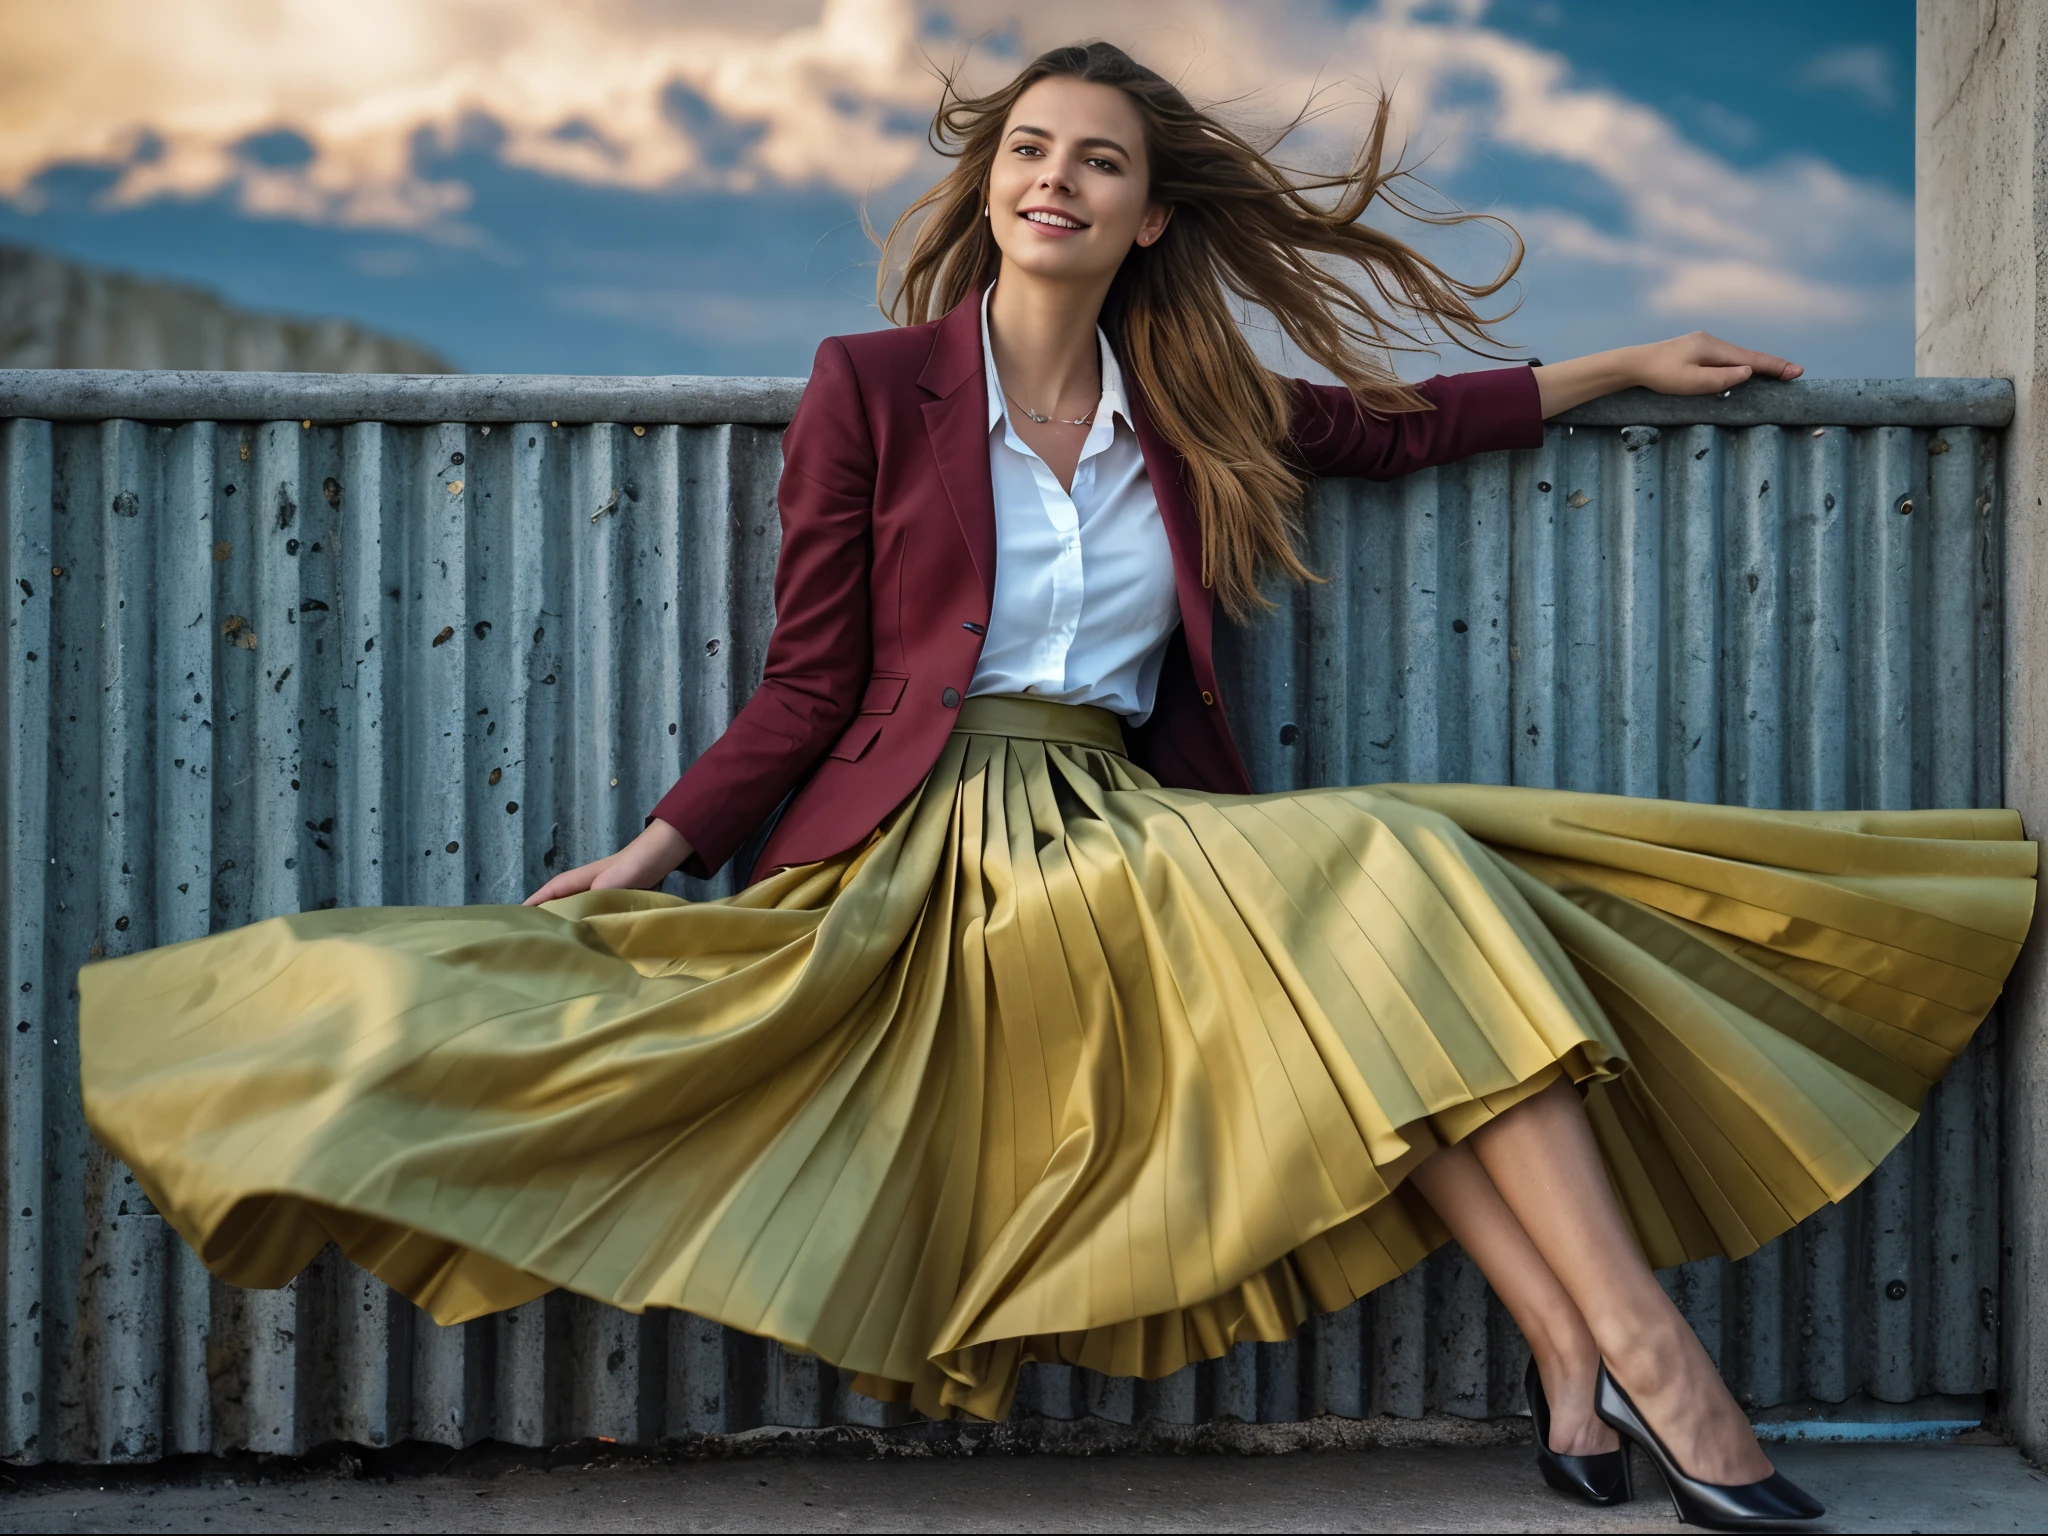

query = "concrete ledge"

[0,369,2015,428]
[0,370,808,425]
[1554,375,2015,427]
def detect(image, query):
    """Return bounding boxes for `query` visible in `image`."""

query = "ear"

[1135,202,1173,248]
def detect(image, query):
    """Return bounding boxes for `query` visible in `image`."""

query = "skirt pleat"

[79,698,2036,1420]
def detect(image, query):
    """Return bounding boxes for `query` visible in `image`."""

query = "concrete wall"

[1917,0,2048,1459]
[0,370,2015,1462]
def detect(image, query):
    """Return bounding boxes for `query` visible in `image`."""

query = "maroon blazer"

[651,294,1544,879]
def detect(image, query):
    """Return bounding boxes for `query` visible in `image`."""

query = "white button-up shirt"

[967,287,1181,723]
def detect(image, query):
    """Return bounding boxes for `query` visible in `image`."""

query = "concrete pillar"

[1917,0,2048,1460]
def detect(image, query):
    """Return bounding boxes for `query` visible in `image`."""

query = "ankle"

[1597,1313,1695,1390]
[1530,1336,1600,1389]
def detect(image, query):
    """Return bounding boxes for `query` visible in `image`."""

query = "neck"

[985,265,1108,417]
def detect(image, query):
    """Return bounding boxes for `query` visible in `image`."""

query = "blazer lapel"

[918,294,998,609]
[1129,383,1215,686]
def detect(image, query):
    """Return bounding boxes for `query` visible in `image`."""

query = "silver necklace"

[1003,387,1095,428]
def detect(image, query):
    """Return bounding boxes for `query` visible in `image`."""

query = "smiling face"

[985,75,1171,289]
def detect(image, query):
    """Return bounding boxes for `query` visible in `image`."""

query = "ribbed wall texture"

[0,377,2011,1463]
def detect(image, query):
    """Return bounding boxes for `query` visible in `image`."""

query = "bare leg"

[1466,1078,1774,1485]
[1408,1143,1618,1455]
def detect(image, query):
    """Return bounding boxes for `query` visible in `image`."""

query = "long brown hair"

[877,42,1524,618]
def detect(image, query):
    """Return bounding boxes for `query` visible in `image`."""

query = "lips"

[1020,207,1087,231]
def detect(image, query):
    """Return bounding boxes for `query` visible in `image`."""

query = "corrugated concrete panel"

[0,385,2006,1462]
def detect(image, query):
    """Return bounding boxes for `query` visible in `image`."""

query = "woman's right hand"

[524,818,695,905]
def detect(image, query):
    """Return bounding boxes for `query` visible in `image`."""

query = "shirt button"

[941,687,961,708]
[1202,690,1216,706]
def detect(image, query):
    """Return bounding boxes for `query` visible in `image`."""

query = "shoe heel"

[1525,1357,1632,1508]
[1592,1363,1822,1531]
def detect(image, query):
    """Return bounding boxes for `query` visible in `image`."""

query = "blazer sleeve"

[1287,365,1545,480]
[648,337,875,877]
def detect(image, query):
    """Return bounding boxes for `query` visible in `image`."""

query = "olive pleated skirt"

[79,695,2037,1421]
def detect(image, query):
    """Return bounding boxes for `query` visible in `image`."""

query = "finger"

[1681,363,1754,394]
[523,861,600,905]
[1703,336,1800,379]
[523,875,576,906]
[1741,349,1798,379]
[590,862,659,893]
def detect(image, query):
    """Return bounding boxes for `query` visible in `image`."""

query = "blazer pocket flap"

[859,673,908,715]
[826,715,885,763]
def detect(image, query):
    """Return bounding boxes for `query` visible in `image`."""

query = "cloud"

[1506,202,1879,328]
[1649,260,1862,323]
[0,0,939,226]
[0,0,1908,336]
[1304,5,1907,332]
[1796,44,1897,112]
[1685,99,1761,151]
[557,286,864,349]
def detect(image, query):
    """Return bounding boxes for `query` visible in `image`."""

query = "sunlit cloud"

[1650,261,1863,324]
[0,0,939,224]
[0,0,1909,330]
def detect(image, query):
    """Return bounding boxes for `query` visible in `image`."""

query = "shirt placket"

[1025,451,1083,684]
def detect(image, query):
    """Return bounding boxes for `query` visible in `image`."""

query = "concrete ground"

[1,1441,2043,1534]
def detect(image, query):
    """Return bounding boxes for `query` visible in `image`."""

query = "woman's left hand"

[522,819,693,905]
[1630,331,1801,396]
[1534,332,1801,418]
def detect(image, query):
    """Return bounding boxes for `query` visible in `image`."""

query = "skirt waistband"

[954,694,1129,755]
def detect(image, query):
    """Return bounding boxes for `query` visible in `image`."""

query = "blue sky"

[0,0,1913,379]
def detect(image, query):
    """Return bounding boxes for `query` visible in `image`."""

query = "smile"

[1023,209,1086,230]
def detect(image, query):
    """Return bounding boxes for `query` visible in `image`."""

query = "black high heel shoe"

[1525,1357,1633,1506]
[1594,1363,1824,1529]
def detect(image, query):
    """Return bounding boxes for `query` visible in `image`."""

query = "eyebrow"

[1006,124,1131,157]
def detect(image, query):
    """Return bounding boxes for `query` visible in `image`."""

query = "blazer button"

[941,687,961,708]
[1201,690,1216,706]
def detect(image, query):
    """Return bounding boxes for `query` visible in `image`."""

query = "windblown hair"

[877,41,1524,618]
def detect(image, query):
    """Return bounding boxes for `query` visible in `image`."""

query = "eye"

[1086,156,1122,174]
[1013,143,1044,157]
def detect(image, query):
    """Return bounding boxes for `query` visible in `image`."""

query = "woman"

[82,43,2033,1529]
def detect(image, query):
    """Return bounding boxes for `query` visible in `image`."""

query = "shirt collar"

[981,282,1131,436]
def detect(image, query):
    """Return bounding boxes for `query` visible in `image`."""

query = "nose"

[1038,161,1077,196]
